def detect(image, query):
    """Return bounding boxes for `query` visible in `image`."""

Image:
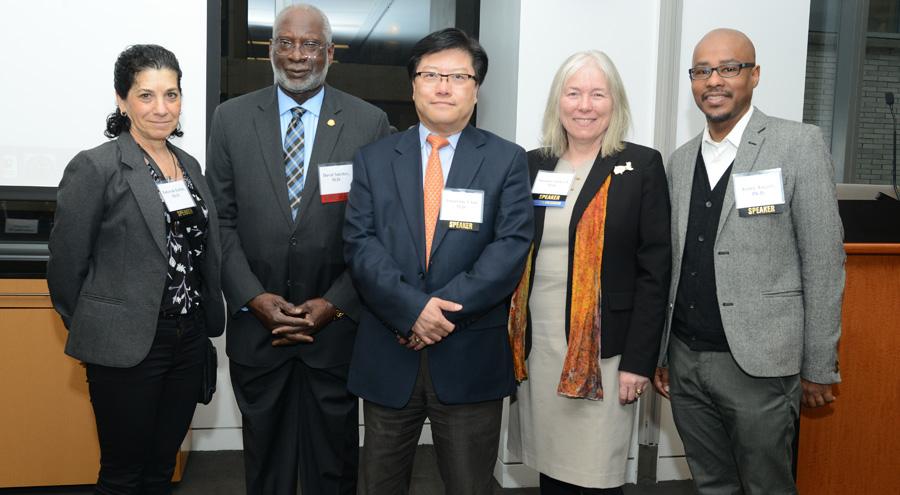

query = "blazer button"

[286,279,292,287]
[418,272,425,280]
[290,236,298,247]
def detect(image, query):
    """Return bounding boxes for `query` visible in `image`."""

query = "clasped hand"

[247,292,336,347]
[396,297,462,351]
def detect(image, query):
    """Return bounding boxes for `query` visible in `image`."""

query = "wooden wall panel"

[797,249,900,494]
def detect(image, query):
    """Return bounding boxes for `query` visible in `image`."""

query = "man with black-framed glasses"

[653,28,844,495]
[344,27,533,494]
[206,4,389,495]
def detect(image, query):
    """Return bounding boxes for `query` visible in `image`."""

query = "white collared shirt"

[418,124,462,187]
[701,106,754,188]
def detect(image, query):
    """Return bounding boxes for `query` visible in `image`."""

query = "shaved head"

[693,28,755,65]
[690,28,760,140]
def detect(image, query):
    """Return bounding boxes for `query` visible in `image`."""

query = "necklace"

[164,147,181,181]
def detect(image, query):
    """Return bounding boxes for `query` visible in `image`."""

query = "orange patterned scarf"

[508,176,611,400]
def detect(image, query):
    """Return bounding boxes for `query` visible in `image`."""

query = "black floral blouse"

[144,153,209,316]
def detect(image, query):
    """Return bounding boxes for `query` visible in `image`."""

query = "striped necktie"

[284,107,306,219]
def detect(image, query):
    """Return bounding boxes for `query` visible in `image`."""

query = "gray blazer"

[659,109,845,384]
[206,84,390,368]
[48,132,225,367]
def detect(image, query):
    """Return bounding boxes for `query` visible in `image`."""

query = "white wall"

[479,0,662,152]
[475,0,521,143]
[0,1,208,187]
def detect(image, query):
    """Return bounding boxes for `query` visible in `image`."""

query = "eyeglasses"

[415,72,477,85]
[272,38,326,56]
[688,62,755,80]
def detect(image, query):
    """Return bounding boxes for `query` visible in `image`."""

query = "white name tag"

[156,180,196,212]
[439,188,484,231]
[318,162,353,203]
[532,171,575,207]
[732,168,785,216]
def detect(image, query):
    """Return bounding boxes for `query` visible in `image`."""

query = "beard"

[700,91,736,123]
[272,62,329,94]
[705,110,734,123]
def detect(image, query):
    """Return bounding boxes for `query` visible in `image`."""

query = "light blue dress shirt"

[277,86,325,181]
[418,124,462,187]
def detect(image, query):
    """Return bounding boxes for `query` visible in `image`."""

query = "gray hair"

[272,3,333,44]
[541,50,631,158]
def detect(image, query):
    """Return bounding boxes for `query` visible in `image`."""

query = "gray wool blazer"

[659,109,845,384]
[48,132,225,367]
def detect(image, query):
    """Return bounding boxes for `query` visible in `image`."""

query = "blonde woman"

[509,50,671,494]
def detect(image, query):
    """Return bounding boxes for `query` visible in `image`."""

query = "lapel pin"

[613,162,634,175]
[327,119,336,127]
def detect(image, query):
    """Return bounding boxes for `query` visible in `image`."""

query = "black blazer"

[48,132,226,367]
[524,143,671,378]
[206,85,390,369]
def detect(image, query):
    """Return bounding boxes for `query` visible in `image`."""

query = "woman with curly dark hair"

[47,44,224,494]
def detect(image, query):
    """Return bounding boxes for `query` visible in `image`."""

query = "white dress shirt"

[701,106,754,188]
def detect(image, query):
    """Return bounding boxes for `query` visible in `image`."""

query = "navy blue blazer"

[343,125,534,408]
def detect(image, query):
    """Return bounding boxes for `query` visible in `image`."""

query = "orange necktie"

[424,134,449,267]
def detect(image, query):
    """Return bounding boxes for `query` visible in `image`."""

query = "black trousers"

[86,314,206,495]
[360,350,503,495]
[539,473,624,495]
[230,357,358,495]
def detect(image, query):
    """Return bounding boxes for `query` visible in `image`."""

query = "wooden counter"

[796,243,900,494]
[0,279,189,488]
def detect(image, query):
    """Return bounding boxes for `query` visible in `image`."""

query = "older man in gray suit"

[653,29,844,495]
[206,4,389,495]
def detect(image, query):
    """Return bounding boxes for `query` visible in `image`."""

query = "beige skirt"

[509,354,635,488]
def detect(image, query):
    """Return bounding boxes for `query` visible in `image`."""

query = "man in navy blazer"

[343,28,534,495]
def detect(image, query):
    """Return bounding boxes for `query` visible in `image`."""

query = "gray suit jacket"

[659,109,845,384]
[206,84,389,368]
[48,132,226,367]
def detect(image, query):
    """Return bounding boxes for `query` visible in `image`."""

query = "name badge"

[319,162,353,203]
[532,171,575,207]
[732,168,785,217]
[439,188,484,231]
[157,180,196,214]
